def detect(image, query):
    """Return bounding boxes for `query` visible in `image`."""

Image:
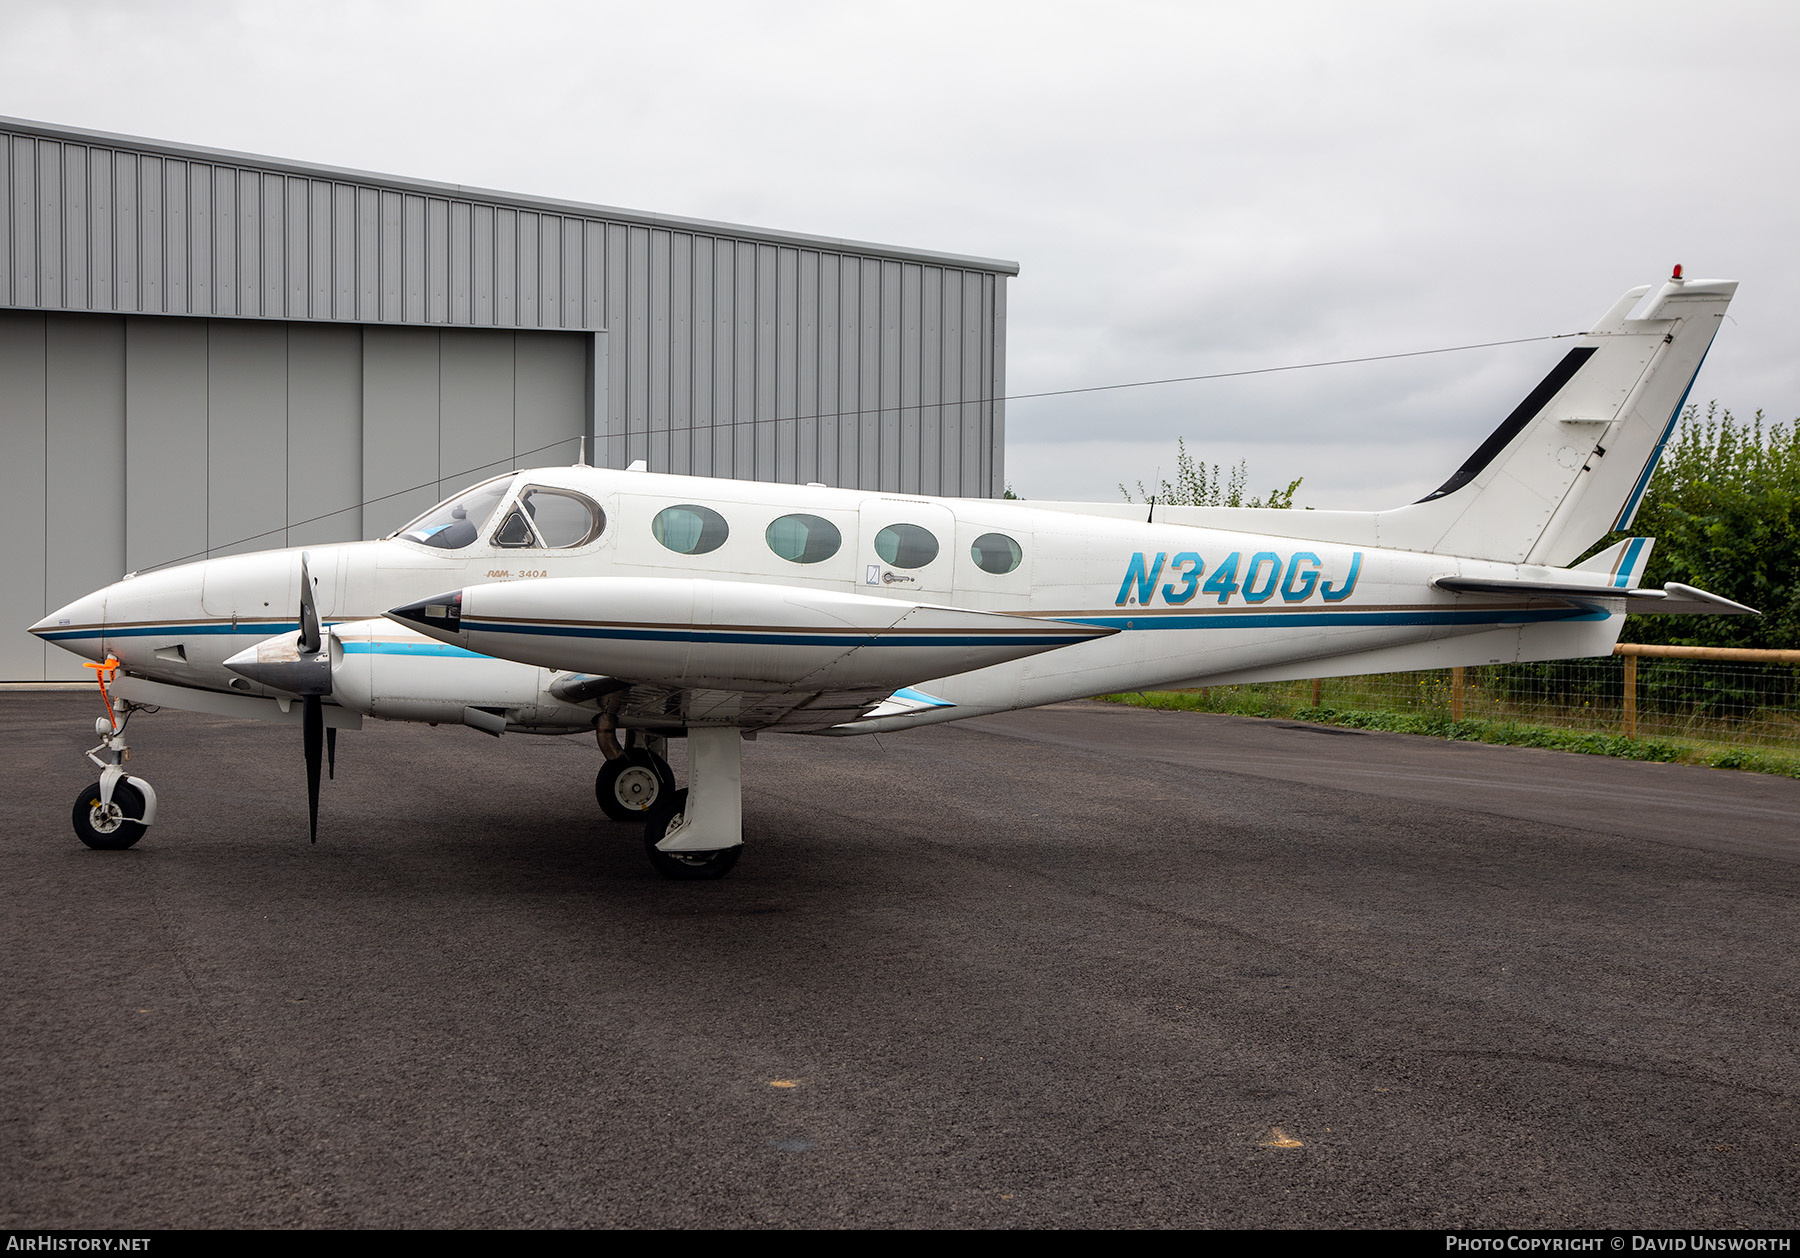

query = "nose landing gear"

[73,776,151,850]
[71,658,158,850]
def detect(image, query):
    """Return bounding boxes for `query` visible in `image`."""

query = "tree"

[1119,438,1302,509]
[1596,404,1800,651]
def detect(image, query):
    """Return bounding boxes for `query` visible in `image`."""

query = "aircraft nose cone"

[29,590,110,660]
[30,591,105,636]
[387,591,465,637]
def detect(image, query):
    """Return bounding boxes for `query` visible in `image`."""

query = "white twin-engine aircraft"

[32,271,1755,879]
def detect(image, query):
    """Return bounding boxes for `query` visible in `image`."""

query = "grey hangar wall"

[0,117,1018,682]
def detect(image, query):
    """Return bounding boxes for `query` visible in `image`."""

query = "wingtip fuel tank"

[391,577,1116,694]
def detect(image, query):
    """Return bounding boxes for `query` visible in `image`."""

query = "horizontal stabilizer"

[1432,576,1756,616]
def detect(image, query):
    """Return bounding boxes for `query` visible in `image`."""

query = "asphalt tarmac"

[2,692,1796,1229]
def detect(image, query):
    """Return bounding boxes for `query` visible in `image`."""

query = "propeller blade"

[298,551,322,655]
[327,726,336,781]
[304,694,322,843]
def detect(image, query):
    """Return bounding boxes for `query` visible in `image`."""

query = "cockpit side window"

[523,488,604,547]
[397,478,511,550]
[492,486,604,550]
[492,509,536,548]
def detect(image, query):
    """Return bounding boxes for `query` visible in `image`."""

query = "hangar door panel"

[44,317,126,681]
[124,318,209,575]
[362,327,442,539]
[439,329,516,497]
[287,324,364,548]
[0,313,47,681]
[208,321,289,558]
[515,333,588,473]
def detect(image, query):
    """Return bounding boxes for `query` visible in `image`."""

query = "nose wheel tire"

[643,789,741,881]
[596,750,676,822]
[72,781,147,850]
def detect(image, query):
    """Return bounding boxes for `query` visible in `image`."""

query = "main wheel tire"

[72,781,147,851]
[643,789,741,881]
[595,750,675,821]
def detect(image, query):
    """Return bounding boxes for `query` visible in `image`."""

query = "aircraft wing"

[1432,577,1757,616]
[541,672,900,733]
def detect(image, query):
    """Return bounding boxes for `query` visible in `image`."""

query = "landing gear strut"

[71,659,158,850]
[641,726,743,881]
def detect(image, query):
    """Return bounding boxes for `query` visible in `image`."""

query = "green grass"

[1094,688,1800,779]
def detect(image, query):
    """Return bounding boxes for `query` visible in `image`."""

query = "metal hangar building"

[0,116,1018,681]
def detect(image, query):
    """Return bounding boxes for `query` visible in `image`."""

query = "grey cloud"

[3,0,1794,508]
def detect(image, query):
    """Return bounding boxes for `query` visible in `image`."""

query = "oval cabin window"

[765,514,842,564]
[874,523,939,569]
[970,532,1023,575]
[652,504,730,555]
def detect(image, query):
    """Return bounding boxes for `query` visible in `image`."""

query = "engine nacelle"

[327,620,597,733]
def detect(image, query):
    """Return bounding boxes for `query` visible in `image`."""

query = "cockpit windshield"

[394,476,513,549]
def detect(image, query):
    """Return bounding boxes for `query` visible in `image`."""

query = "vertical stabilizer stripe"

[1417,346,1598,502]
[1615,346,1711,532]
[1614,536,1647,588]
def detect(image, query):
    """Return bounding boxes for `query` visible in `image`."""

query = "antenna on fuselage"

[576,435,589,467]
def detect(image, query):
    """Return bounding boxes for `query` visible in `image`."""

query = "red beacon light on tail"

[1672,264,1684,280]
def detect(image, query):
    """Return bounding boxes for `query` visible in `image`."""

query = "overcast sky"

[4,0,1795,507]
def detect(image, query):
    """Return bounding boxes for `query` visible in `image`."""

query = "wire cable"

[599,331,1586,444]
[140,329,1582,569]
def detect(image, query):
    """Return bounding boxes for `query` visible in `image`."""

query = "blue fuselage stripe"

[40,624,493,661]
[463,620,1097,648]
[36,621,301,642]
[340,641,491,659]
[1062,607,1606,630]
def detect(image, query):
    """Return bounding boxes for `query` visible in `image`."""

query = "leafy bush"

[1601,403,1800,652]
[1119,437,1302,508]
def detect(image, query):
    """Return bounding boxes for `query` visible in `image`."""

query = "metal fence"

[1171,645,1800,760]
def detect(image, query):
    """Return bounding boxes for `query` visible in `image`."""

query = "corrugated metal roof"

[1,115,1019,332]
[1,115,1012,497]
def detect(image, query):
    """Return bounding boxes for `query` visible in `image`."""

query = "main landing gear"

[595,740,676,822]
[598,727,744,881]
[70,658,158,851]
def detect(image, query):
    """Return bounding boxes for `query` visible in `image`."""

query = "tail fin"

[1029,274,1736,567]
[1388,273,1736,564]
[1036,280,1735,572]
[1568,535,1654,588]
